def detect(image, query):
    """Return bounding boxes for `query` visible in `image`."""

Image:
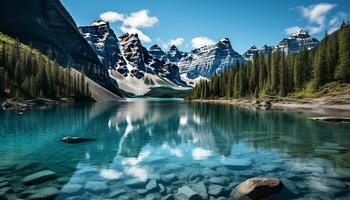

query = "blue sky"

[61,0,350,53]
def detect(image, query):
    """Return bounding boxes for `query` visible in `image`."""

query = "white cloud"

[296,3,336,34]
[120,26,152,43]
[100,11,124,23]
[123,10,159,28]
[285,3,344,35]
[284,26,303,35]
[191,37,216,48]
[99,9,158,43]
[169,38,185,47]
[328,12,348,33]
[298,3,336,25]
[192,148,212,160]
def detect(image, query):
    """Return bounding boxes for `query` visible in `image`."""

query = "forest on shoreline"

[0,32,92,101]
[188,24,350,100]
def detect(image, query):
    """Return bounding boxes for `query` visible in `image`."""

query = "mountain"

[150,38,245,79]
[148,44,166,60]
[166,45,183,64]
[79,21,126,72]
[243,29,319,60]
[277,29,319,54]
[79,22,189,97]
[0,0,123,99]
[243,45,274,60]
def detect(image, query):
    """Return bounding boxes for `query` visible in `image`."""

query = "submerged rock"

[209,177,226,186]
[61,184,83,194]
[229,177,283,200]
[145,180,159,193]
[61,136,96,144]
[22,170,58,185]
[161,174,178,185]
[125,178,147,188]
[208,184,226,197]
[85,181,109,193]
[27,187,59,200]
[191,182,208,199]
[177,186,202,200]
[220,158,252,170]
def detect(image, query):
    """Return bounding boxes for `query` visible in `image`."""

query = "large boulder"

[22,170,58,185]
[229,177,283,200]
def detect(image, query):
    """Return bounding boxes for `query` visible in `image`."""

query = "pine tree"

[334,25,350,82]
[313,43,327,89]
[270,50,281,94]
[279,54,287,96]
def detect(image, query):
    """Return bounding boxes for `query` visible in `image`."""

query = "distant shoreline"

[190,95,350,111]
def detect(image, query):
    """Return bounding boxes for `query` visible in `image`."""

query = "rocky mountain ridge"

[243,29,319,60]
[79,21,188,96]
[149,38,245,79]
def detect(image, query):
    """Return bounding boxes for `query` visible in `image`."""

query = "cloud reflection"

[100,169,123,180]
[192,148,212,160]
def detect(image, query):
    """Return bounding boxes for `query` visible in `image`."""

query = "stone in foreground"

[61,136,96,144]
[27,187,59,200]
[229,177,283,200]
[177,186,202,200]
[22,170,58,185]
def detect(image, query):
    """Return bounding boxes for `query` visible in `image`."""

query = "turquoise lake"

[0,99,350,200]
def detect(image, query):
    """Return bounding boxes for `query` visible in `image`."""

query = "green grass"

[290,82,350,98]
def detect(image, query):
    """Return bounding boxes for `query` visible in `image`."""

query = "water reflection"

[0,100,350,199]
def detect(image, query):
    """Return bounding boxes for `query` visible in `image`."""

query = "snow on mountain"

[175,38,245,79]
[166,45,183,64]
[79,21,189,96]
[148,44,166,60]
[277,29,319,54]
[243,29,319,60]
[149,38,245,80]
[79,20,127,72]
[243,45,274,60]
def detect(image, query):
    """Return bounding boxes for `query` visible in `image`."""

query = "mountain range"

[242,29,319,60]
[0,0,322,100]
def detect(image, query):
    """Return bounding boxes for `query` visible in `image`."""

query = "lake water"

[0,99,350,200]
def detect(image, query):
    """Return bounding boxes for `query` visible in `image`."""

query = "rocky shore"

[1,98,72,113]
[191,95,350,111]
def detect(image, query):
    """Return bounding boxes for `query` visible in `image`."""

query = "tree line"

[188,23,350,99]
[0,32,92,101]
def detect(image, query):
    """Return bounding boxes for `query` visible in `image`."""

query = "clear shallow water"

[0,100,350,200]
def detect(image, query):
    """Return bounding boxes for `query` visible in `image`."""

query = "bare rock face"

[0,0,123,97]
[229,177,283,200]
[79,20,126,71]
[117,33,186,86]
[277,29,319,54]
[177,38,245,79]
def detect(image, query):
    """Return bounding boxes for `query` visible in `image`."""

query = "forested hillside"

[188,23,350,99]
[0,32,92,101]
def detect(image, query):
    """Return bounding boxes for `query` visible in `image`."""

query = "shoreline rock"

[229,177,283,200]
[310,117,350,123]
